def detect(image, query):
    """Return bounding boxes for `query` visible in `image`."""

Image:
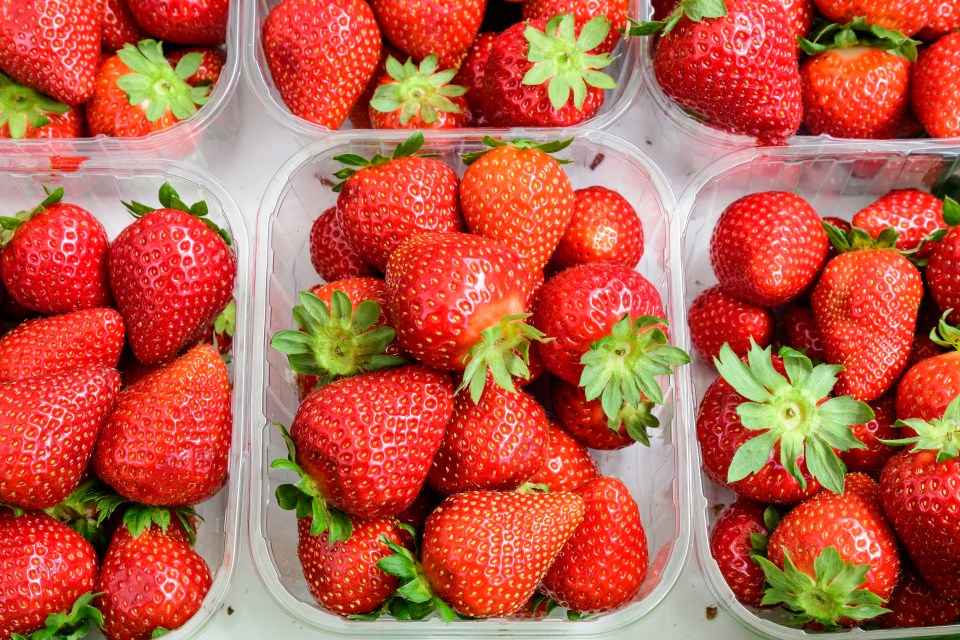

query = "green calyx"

[930,310,960,351]
[798,18,919,62]
[748,506,782,560]
[755,547,889,629]
[270,290,406,387]
[332,132,438,192]
[928,197,960,244]
[458,314,550,403]
[271,423,353,543]
[521,14,617,111]
[579,315,691,446]
[717,341,874,496]
[116,39,209,123]
[43,478,110,552]
[370,55,468,126]
[823,221,900,254]
[883,394,960,463]
[0,72,70,139]
[122,181,232,247]
[460,135,574,165]
[626,0,728,37]
[151,629,170,639]
[10,592,104,640]
[0,185,64,246]
[81,483,202,546]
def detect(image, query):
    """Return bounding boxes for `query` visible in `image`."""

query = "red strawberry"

[904,329,946,371]
[784,306,827,361]
[348,43,399,129]
[460,138,575,276]
[127,0,228,46]
[452,32,497,124]
[688,285,775,363]
[542,477,648,614]
[0,0,100,105]
[649,0,813,42]
[108,182,236,365]
[335,133,463,272]
[928,200,960,323]
[262,0,381,129]
[878,566,960,628]
[97,0,149,53]
[709,499,778,607]
[93,344,232,506]
[839,395,899,474]
[522,0,628,54]
[0,74,84,139]
[96,523,211,640]
[167,47,227,86]
[527,420,599,491]
[851,189,946,257]
[1,187,111,315]
[0,510,99,639]
[550,376,637,450]
[896,314,960,424]
[309,207,377,281]
[919,0,960,41]
[710,192,828,307]
[393,486,441,530]
[550,185,644,271]
[368,0,485,67]
[0,308,124,382]
[812,0,930,36]
[369,55,470,129]
[911,31,960,137]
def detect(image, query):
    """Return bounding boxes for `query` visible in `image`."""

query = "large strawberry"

[127,0,229,46]
[550,185,644,271]
[911,31,960,138]
[369,55,470,129]
[812,0,930,37]
[0,73,84,139]
[927,198,960,322]
[368,0,485,67]
[308,207,376,282]
[851,189,946,257]
[109,182,235,365]
[688,285,775,363]
[262,0,381,129]
[709,499,779,607]
[896,313,960,424]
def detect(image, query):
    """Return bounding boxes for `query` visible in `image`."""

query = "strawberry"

[0,0,100,105]
[86,40,213,137]
[93,344,232,506]
[688,285,775,363]
[542,477,648,614]
[0,74,84,139]
[262,0,381,129]
[127,0,228,46]
[839,395,899,474]
[460,137,575,276]
[0,308,124,382]
[482,15,617,127]
[427,375,548,495]
[348,44,399,130]
[811,0,930,37]
[309,207,376,281]
[369,55,470,129]
[811,226,923,401]
[527,420,599,491]
[451,32,497,124]
[927,199,960,323]
[334,133,462,272]
[108,182,235,365]
[393,486,441,530]
[631,0,802,145]
[550,185,644,271]
[96,522,212,640]
[905,329,946,371]
[709,499,779,607]
[368,0,485,67]
[757,474,900,628]
[878,566,960,628]
[784,306,827,361]
[697,343,874,503]
[0,510,99,639]
[919,0,960,42]
[851,189,947,257]
[880,394,960,598]
[522,0,628,54]
[911,31,960,137]
[0,187,111,316]
[896,313,960,424]
[709,192,828,307]
[167,47,227,86]
[550,377,638,450]
[97,0,149,53]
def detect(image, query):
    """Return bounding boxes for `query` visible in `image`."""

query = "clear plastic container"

[241,0,643,138]
[0,155,249,640]
[249,128,693,637]
[677,144,960,640]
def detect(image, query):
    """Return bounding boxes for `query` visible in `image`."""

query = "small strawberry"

[550,185,644,271]
[784,306,827,361]
[369,55,470,129]
[0,186,111,316]
[452,32,497,124]
[839,395,899,474]
[709,500,779,607]
[308,207,377,281]
[522,0,628,54]
[527,420,599,492]
[550,376,640,450]
[97,0,149,53]
[896,313,960,424]
[688,285,775,364]
[368,0,485,67]
[812,0,930,37]
[128,0,228,46]
[0,73,84,139]
[927,198,960,322]
[878,566,960,628]
[911,31,960,137]
[851,189,946,257]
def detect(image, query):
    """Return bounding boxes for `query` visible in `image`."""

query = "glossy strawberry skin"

[851,190,946,258]
[928,227,960,324]
[839,395,899,475]
[911,32,960,138]
[784,306,827,361]
[308,207,376,282]
[522,0,628,54]
[709,499,769,607]
[0,104,85,139]
[93,344,232,506]
[128,0,228,46]
[896,351,960,424]
[528,420,600,492]
[919,0,960,41]
[97,0,148,53]
[551,186,644,271]
[688,285,774,364]
[550,376,634,450]
[452,32,497,124]
[878,567,960,628]
[812,0,930,36]
[368,0,485,67]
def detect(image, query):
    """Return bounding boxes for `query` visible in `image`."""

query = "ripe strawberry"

[522,0,628,54]
[460,138,574,276]
[878,566,960,628]
[550,185,644,271]
[371,0,485,66]
[309,207,376,281]
[697,343,874,503]
[109,182,236,365]
[97,0,149,53]
[542,477,648,614]
[927,199,960,323]
[632,0,802,145]
[86,40,213,137]
[839,395,899,474]
[0,0,100,105]
[757,474,900,628]
[688,285,775,363]
[0,74,84,139]
[393,486,441,531]
[335,133,462,272]
[452,32,497,124]
[784,306,827,361]
[650,0,814,43]
[96,523,212,640]
[348,44,399,129]
[0,187,111,315]
[263,0,381,129]
[127,0,229,46]
[905,329,946,371]
[880,395,960,598]
[550,377,635,449]
[0,308,124,382]
[369,55,470,129]
[851,189,946,257]
[911,31,960,137]
[811,226,923,401]
[919,0,960,42]
[812,0,930,36]
[710,192,828,307]
[527,420,599,491]
[167,47,227,86]
[709,499,778,607]
[0,510,99,639]
[896,314,960,425]
[482,15,617,127]
[93,344,232,506]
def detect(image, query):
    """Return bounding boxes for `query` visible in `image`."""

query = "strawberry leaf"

[115,40,209,123]
[370,55,466,125]
[882,395,960,462]
[944,196,960,227]
[459,314,550,402]
[626,0,727,36]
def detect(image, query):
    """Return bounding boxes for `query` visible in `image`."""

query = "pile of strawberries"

[268,133,690,621]
[0,182,237,639]
[638,0,960,143]
[0,0,229,140]
[260,0,628,130]
[688,186,960,629]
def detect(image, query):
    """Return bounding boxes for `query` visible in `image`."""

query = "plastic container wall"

[249,129,693,637]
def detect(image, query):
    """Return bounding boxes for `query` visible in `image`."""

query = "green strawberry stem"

[122,181,232,247]
[0,72,70,139]
[930,311,960,352]
[271,290,406,387]
[363,536,456,622]
[271,423,353,543]
[81,484,202,546]
[332,132,438,192]
[0,185,64,246]
[370,55,468,125]
[115,39,209,123]
[44,478,111,552]
[579,315,691,446]
[716,341,874,495]
[883,394,960,462]
[928,197,960,244]
[626,0,728,36]
[460,135,574,165]
[10,592,104,640]
[748,506,781,558]
[755,547,889,629]
[458,314,549,403]
[823,222,900,254]
[521,14,617,111]
[798,18,919,62]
